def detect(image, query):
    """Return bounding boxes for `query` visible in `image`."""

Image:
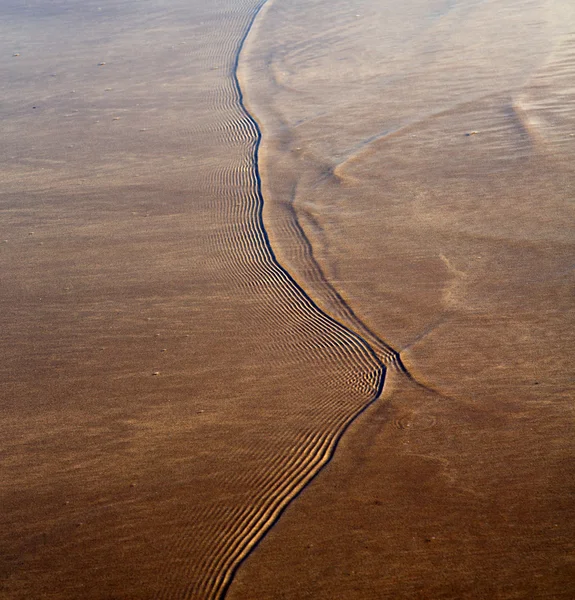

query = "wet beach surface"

[1,0,574,598]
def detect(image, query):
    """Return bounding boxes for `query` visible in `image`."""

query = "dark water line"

[219,371,387,599]
[231,3,441,397]
[217,1,398,597]
[230,0,385,370]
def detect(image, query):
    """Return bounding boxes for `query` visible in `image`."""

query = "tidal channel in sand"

[1,0,574,599]
[231,0,575,597]
[1,1,385,597]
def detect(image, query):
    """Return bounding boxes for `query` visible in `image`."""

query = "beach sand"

[231,0,575,597]
[1,0,574,598]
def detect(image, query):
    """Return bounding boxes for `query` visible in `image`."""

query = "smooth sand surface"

[1,0,574,598]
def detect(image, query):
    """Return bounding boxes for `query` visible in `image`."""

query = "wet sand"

[231,0,575,597]
[1,1,384,597]
[1,0,574,598]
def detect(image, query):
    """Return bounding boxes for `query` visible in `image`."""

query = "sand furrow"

[0,1,421,598]
[146,2,396,594]
[191,394,385,600]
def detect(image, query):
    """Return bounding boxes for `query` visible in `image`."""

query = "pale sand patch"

[230,0,575,597]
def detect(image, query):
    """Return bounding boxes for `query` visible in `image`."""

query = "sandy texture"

[229,0,575,597]
[1,0,574,598]
[0,0,383,597]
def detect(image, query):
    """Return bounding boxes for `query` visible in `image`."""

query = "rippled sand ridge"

[0,0,391,597]
[1,0,574,599]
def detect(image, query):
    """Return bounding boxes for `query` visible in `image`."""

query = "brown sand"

[1,1,383,597]
[1,0,574,599]
[230,0,575,597]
